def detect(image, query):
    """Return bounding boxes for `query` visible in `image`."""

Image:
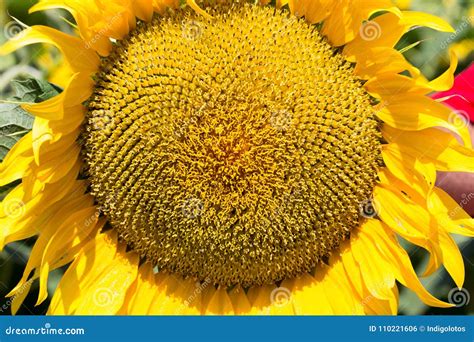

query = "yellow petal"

[365,74,431,98]
[74,250,139,315]
[11,278,34,315]
[32,143,80,184]
[176,278,203,315]
[350,225,396,301]
[354,47,420,79]
[382,126,474,171]
[452,219,474,237]
[31,106,84,164]
[30,106,85,162]
[0,164,80,249]
[374,185,439,254]
[289,0,333,24]
[322,0,399,46]
[376,93,471,147]
[400,11,454,33]
[290,273,333,314]
[359,220,451,308]
[30,0,135,55]
[153,0,180,14]
[134,0,154,21]
[374,181,445,277]
[122,263,156,314]
[0,133,34,186]
[31,130,78,166]
[37,205,100,305]
[345,10,453,62]
[13,189,92,288]
[228,285,252,315]
[0,26,99,73]
[438,228,465,289]
[148,273,200,315]
[340,244,398,315]
[247,284,294,315]
[49,231,119,315]
[22,73,93,121]
[344,12,405,61]
[186,0,213,19]
[276,0,290,8]
[48,105,85,136]
[363,284,399,315]
[32,118,54,165]
[205,287,234,315]
[381,144,436,199]
[322,256,365,314]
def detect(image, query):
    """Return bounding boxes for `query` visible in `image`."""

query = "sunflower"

[1,0,474,315]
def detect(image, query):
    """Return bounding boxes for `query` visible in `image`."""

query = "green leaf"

[10,78,61,103]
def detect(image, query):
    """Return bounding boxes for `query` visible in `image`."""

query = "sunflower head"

[83,3,381,287]
[0,0,473,316]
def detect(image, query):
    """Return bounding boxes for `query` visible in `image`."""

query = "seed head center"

[83,3,381,286]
